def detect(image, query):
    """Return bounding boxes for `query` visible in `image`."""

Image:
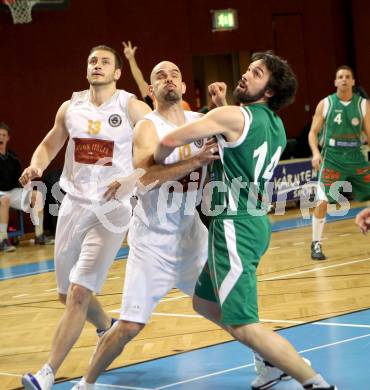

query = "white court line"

[70,379,153,390]
[12,294,29,298]
[152,313,370,328]
[107,276,121,280]
[70,322,370,389]
[156,363,255,389]
[260,256,370,281]
[339,233,351,237]
[0,372,22,377]
[107,309,370,329]
[260,318,370,329]
[45,288,57,292]
[293,242,305,246]
[299,332,370,353]
[155,333,370,389]
[269,246,280,250]
[161,295,188,302]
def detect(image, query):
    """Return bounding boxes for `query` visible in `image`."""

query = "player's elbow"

[160,136,178,148]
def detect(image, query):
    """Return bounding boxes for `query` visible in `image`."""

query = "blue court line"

[53,309,370,389]
[0,206,364,281]
[0,246,129,281]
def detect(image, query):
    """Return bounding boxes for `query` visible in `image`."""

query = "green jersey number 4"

[334,112,342,125]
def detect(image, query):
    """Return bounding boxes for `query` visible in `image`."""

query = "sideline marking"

[259,257,370,281]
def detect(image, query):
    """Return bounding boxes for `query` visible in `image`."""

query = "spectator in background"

[122,40,191,111]
[0,122,54,252]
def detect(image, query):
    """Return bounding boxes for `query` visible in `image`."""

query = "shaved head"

[149,60,185,104]
[150,61,181,84]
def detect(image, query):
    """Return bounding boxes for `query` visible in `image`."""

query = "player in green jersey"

[155,52,337,390]
[308,66,370,260]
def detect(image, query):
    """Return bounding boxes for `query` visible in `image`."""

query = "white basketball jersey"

[129,109,208,263]
[60,89,135,204]
[134,110,207,231]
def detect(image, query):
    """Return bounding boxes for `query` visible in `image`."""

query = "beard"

[233,83,268,105]
[163,89,181,103]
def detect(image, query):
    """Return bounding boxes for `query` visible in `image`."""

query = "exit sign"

[211,9,238,31]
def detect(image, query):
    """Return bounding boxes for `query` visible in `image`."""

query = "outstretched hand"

[122,41,137,60]
[194,139,220,167]
[103,168,146,201]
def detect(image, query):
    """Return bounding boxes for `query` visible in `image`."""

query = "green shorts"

[317,149,370,203]
[195,214,271,326]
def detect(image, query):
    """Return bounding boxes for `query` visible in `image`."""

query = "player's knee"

[68,283,91,306]
[0,195,10,208]
[116,320,144,342]
[226,323,256,347]
[315,200,328,215]
[58,293,67,305]
[192,295,208,316]
[192,295,220,322]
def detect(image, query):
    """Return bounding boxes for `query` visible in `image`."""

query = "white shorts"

[0,187,32,212]
[120,213,208,323]
[55,195,131,294]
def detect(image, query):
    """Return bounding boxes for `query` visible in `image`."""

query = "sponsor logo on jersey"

[109,114,122,127]
[194,139,204,148]
[351,117,360,126]
[73,138,114,165]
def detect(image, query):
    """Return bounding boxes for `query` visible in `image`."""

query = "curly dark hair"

[89,45,123,71]
[252,51,297,112]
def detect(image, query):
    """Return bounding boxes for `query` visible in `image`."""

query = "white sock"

[312,216,326,242]
[80,377,95,388]
[0,223,8,241]
[40,363,54,375]
[303,373,330,388]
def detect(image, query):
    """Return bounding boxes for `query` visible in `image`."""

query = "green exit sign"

[211,9,238,31]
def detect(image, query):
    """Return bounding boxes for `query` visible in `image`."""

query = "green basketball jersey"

[209,103,287,216]
[322,93,365,152]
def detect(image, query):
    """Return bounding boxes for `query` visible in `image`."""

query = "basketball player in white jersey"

[70,61,220,389]
[20,45,151,390]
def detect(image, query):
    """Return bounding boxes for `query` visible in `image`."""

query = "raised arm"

[154,105,244,163]
[208,82,228,107]
[308,99,325,170]
[133,119,219,188]
[122,41,150,99]
[19,101,69,186]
